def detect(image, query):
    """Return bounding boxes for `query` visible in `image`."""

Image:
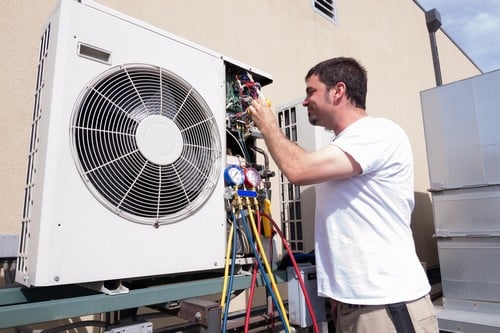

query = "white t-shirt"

[314,116,430,305]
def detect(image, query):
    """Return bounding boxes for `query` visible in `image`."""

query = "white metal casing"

[16,0,239,287]
[421,69,500,331]
[287,264,327,328]
[420,69,500,190]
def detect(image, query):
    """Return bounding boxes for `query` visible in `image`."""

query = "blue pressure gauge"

[224,165,245,186]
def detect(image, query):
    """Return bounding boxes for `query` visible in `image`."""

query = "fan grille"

[71,64,222,225]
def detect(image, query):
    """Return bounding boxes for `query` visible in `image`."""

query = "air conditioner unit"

[16,0,271,287]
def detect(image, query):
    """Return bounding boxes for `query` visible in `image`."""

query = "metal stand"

[436,298,500,333]
[0,271,287,330]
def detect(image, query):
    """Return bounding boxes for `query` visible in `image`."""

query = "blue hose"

[222,214,239,332]
[239,211,290,333]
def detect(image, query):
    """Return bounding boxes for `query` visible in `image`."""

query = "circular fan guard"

[70,64,222,226]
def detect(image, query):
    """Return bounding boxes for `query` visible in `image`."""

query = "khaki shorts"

[334,294,438,333]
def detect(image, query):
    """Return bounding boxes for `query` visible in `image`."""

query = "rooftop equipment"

[421,68,500,331]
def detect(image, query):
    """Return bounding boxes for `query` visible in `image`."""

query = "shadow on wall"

[412,191,439,267]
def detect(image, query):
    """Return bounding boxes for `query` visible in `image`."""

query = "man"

[248,57,438,332]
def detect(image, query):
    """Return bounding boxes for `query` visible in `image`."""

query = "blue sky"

[417,0,500,73]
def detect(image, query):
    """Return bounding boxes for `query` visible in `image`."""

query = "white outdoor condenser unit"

[16,0,271,287]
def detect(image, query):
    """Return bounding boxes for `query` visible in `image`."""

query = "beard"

[307,91,332,126]
[308,113,318,126]
[307,106,320,126]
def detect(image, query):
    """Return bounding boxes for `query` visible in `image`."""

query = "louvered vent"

[70,64,222,226]
[313,0,337,23]
[18,23,51,274]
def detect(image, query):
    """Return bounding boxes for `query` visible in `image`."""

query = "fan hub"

[135,115,183,165]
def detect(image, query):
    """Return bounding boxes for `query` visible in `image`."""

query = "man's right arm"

[249,99,361,185]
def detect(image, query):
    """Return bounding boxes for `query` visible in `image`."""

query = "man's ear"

[334,82,347,98]
[330,82,346,103]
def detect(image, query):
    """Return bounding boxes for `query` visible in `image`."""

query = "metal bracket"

[83,281,130,295]
[178,298,221,333]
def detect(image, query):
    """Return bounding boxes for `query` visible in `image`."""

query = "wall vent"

[312,0,337,24]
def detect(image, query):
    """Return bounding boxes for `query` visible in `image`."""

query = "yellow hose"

[261,198,273,238]
[245,200,291,331]
[220,221,234,316]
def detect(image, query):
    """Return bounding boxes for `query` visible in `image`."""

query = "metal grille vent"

[71,64,222,226]
[18,23,51,273]
[312,0,337,23]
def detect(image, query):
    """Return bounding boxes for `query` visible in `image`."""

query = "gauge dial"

[244,167,261,188]
[224,165,245,186]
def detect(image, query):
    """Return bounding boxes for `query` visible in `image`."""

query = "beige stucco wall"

[1,0,480,269]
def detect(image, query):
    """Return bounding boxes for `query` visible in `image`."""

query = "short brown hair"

[306,57,367,109]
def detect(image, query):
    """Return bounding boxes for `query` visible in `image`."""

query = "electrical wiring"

[262,212,321,333]
[226,72,260,115]
[237,126,252,162]
[243,201,291,333]
[226,128,247,158]
[239,223,252,255]
[235,72,261,110]
[239,208,290,333]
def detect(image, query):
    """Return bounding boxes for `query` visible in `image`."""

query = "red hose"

[261,212,320,333]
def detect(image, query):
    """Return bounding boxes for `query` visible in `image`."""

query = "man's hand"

[248,98,277,134]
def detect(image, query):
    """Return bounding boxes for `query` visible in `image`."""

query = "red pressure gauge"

[243,167,261,188]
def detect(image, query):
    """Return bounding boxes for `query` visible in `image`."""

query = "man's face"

[303,74,332,127]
